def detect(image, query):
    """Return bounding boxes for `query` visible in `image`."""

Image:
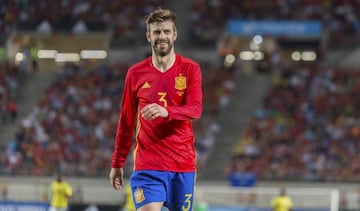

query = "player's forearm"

[112,96,137,167]
[111,149,130,168]
[166,102,202,120]
[112,124,135,168]
[111,132,133,168]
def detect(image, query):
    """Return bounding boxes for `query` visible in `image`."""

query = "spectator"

[271,187,293,211]
[49,172,73,211]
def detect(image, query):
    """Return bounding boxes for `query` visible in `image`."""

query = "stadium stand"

[1,62,127,176]
[0,62,19,125]
[189,0,360,48]
[227,62,360,182]
[0,0,165,47]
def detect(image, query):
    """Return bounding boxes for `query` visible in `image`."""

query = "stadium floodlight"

[301,51,317,61]
[224,54,236,68]
[253,35,263,45]
[15,52,25,62]
[225,54,236,63]
[55,53,80,62]
[253,51,264,61]
[80,50,107,59]
[37,50,58,59]
[291,51,301,61]
[239,51,254,60]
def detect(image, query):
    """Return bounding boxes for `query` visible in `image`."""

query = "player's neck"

[152,52,176,73]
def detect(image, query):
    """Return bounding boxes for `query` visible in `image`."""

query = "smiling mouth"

[157,43,168,49]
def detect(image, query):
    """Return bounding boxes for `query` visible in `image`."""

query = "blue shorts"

[129,170,196,211]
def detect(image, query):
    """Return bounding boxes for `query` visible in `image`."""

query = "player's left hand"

[141,103,168,120]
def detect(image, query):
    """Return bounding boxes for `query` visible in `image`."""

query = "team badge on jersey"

[134,187,145,203]
[175,74,186,90]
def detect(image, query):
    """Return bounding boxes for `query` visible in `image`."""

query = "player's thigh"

[137,202,163,211]
[130,170,167,209]
[166,172,196,211]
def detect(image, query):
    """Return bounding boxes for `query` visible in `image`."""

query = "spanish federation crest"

[134,187,145,203]
[175,74,186,90]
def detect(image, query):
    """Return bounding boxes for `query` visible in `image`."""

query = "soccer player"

[49,173,73,211]
[271,187,293,211]
[109,7,203,211]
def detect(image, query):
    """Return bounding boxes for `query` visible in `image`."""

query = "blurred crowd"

[0,0,165,47]
[227,60,360,182]
[0,62,19,125]
[190,0,360,47]
[1,62,126,176]
[1,0,359,48]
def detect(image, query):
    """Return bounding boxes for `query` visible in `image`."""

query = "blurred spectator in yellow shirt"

[49,173,73,211]
[271,187,293,211]
[122,183,135,211]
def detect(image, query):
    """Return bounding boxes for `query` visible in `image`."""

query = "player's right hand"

[109,168,124,191]
[141,103,169,120]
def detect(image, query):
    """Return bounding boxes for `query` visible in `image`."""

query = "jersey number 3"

[158,92,168,107]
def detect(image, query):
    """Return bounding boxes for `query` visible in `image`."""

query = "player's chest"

[135,70,188,104]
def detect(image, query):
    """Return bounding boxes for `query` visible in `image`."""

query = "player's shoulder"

[128,57,151,72]
[177,54,200,67]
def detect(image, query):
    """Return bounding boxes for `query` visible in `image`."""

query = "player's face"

[146,20,177,57]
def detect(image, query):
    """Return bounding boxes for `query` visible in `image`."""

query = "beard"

[153,39,173,57]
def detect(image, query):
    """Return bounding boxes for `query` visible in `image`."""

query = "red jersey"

[111,54,203,172]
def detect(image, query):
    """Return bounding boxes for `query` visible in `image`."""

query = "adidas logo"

[141,82,151,88]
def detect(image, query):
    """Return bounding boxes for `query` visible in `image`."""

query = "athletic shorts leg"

[165,172,196,211]
[129,170,167,209]
[129,170,196,211]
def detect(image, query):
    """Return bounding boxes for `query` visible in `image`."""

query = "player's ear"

[146,32,151,42]
[174,27,177,41]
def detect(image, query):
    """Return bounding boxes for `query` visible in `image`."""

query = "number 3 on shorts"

[182,193,192,211]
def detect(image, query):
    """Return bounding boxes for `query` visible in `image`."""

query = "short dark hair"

[145,7,176,31]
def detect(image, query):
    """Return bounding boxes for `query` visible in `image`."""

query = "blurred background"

[0,0,360,210]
